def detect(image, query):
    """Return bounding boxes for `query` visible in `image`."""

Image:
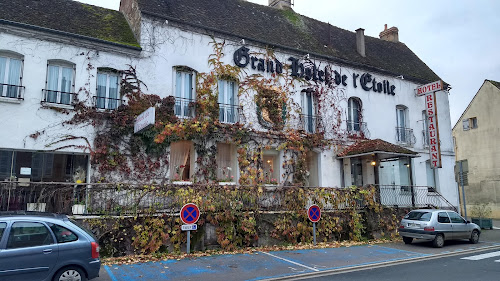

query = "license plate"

[408,223,420,228]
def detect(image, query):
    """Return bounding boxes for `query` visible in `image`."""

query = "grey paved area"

[97,229,500,281]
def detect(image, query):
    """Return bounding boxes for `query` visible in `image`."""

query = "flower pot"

[26,203,46,212]
[72,204,86,215]
[471,217,493,229]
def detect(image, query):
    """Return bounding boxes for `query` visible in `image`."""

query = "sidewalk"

[102,230,500,281]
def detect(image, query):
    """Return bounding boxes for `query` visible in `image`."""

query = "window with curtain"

[263,151,279,184]
[305,151,319,187]
[218,79,238,123]
[301,90,316,133]
[422,110,430,146]
[347,97,361,132]
[96,70,120,110]
[45,61,74,105]
[0,53,23,99]
[169,141,193,181]
[174,68,195,118]
[217,143,236,182]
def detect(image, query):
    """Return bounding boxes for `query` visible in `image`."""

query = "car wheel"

[402,236,413,244]
[53,266,87,281]
[432,234,444,248]
[469,230,480,244]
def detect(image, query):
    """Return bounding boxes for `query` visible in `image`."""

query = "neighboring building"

[453,80,500,218]
[0,0,459,210]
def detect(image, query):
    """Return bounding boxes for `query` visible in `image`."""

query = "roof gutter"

[142,10,436,85]
[0,19,142,51]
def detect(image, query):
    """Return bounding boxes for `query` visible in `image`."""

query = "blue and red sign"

[180,203,200,225]
[308,204,321,223]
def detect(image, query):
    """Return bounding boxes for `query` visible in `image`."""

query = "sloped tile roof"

[137,0,441,84]
[0,0,139,48]
[337,139,418,157]
[487,80,500,90]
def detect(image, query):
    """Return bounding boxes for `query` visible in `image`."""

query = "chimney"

[269,0,292,9]
[379,24,399,42]
[356,28,365,57]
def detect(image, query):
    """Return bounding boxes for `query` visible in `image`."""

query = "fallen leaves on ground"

[103,237,401,265]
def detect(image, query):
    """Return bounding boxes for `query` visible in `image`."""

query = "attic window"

[462,119,469,131]
[469,117,478,129]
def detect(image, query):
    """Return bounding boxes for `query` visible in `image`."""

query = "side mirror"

[466,220,471,224]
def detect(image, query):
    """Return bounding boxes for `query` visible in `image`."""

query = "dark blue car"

[0,212,100,281]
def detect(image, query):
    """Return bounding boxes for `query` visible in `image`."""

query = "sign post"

[307,204,321,245]
[180,203,200,254]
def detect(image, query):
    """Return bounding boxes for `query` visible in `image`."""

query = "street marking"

[461,251,500,260]
[260,251,320,272]
[493,226,500,230]
[496,260,500,262]
[104,265,119,281]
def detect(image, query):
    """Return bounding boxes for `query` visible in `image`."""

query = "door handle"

[43,249,53,254]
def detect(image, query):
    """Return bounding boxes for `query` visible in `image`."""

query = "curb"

[262,244,500,281]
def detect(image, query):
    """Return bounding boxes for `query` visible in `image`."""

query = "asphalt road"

[94,229,500,281]
[304,248,500,281]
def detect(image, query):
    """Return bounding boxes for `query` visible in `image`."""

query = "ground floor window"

[216,143,237,182]
[305,151,319,187]
[169,141,194,181]
[263,151,280,184]
[0,150,88,182]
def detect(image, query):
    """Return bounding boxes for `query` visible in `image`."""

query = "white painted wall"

[0,17,458,206]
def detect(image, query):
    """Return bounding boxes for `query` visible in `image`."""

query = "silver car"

[0,212,100,281]
[398,209,481,248]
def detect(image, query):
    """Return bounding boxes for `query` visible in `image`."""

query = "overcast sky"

[77,0,500,126]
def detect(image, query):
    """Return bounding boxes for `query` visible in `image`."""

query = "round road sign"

[308,204,321,223]
[180,203,200,224]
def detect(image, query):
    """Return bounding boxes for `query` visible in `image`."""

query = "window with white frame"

[174,67,195,118]
[218,79,238,123]
[169,141,194,181]
[396,105,409,143]
[0,52,23,99]
[96,69,120,110]
[217,143,237,182]
[422,110,430,146]
[301,89,317,133]
[347,97,362,132]
[263,150,279,185]
[44,61,75,105]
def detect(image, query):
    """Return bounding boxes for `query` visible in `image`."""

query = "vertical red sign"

[425,92,441,168]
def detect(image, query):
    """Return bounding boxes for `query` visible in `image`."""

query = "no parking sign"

[308,204,321,223]
[180,203,200,225]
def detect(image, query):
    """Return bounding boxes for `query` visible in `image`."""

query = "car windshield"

[404,211,432,221]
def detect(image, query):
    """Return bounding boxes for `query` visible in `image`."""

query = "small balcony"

[93,96,124,110]
[299,114,322,134]
[174,97,195,119]
[42,89,77,106]
[346,121,370,139]
[0,83,24,100]
[219,103,242,124]
[396,127,416,146]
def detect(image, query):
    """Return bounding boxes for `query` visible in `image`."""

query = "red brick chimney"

[379,24,399,42]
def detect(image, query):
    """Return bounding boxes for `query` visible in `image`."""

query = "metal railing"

[395,127,416,146]
[377,185,457,211]
[219,103,242,124]
[42,89,77,105]
[93,96,124,110]
[346,121,370,138]
[0,83,24,100]
[299,114,323,134]
[0,182,457,215]
[174,96,195,118]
